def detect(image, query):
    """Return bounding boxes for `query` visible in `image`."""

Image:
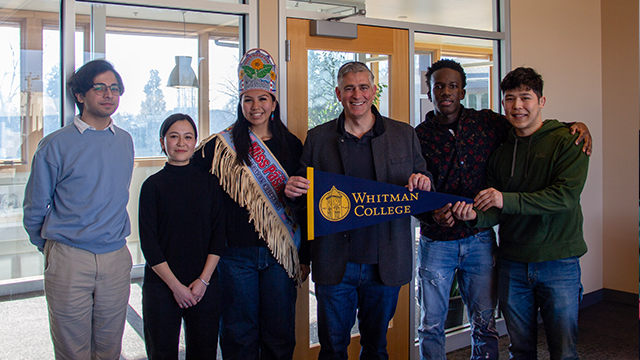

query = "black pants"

[142,274,221,360]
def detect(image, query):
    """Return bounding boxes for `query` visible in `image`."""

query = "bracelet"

[198,277,209,286]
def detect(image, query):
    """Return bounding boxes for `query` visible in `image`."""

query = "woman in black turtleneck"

[139,114,225,359]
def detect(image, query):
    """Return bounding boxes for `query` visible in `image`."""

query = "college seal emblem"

[319,186,350,222]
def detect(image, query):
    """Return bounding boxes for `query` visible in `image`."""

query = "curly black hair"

[425,59,467,92]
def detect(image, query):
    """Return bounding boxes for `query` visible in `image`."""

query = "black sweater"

[139,162,225,285]
[192,132,309,265]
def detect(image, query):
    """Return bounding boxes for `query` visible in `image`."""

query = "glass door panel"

[287,17,409,359]
[72,2,242,267]
[413,32,501,350]
[307,50,389,130]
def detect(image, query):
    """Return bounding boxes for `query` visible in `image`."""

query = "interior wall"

[600,0,640,294]
[258,0,279,64]
[258,0,280,106]
[509,0,605,294]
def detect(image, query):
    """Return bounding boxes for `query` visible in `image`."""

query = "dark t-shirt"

[343,127,379,264]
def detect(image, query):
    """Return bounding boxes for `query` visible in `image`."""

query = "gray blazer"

[301,107,431,287]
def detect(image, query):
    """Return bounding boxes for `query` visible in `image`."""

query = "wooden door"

[287,17,411,359]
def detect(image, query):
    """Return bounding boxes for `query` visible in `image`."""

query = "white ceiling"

[365,0,493,31]
[287,0,495,31]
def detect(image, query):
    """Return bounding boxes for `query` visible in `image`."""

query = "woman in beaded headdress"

[192,48,309,359]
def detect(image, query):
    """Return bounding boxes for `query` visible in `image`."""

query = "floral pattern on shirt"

[415,106,510,241]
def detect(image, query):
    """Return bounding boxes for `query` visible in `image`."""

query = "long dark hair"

[231,94,292,166]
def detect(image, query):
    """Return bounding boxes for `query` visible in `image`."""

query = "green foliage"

[45,64,60,110]
[306,51,388,128]
[373,83,388,108]
[308,101,343,129]
[128,69,168,156]
[307,51,349,128]
[140,69,166,116]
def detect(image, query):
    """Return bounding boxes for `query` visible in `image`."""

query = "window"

[414,33,496,127]
[0,24,21,162]
[43,29,85,137]
[442,56,493,111]
[307,50,389,130]
[0,0,60,280]
[78,3,243,267]
[413,31,500,341]
[73,3,241,158]
[0,0,245,281]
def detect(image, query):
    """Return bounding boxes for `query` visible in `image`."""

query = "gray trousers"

[44,241,132,360]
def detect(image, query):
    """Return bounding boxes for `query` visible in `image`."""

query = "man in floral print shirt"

[414,59,591,360]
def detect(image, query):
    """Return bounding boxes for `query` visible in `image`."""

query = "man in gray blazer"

[286,61,433,359]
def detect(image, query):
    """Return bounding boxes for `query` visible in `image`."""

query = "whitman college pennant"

[306,168,473,240]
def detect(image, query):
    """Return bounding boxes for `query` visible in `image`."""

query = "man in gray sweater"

[23,59,134,360]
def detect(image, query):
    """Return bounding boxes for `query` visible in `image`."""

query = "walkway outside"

[0,280,224,360]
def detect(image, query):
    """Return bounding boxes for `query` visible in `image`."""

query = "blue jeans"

[498,257,582,360]
[218,246,297,360]
[315,262,400,360]
[417,230,499,360]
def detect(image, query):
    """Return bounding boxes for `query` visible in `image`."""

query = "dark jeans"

[498,257,583,360]
[315,262,400,360]
[219,246,297,360]
[142,274,221,360]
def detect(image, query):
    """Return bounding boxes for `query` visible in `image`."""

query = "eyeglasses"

[92,83,122,96]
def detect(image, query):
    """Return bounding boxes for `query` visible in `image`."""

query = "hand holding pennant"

[306,167,473,240]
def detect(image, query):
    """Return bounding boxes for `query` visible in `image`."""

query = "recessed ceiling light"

[398,15,407,19]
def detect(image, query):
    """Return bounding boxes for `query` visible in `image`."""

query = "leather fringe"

[204,134,303,286]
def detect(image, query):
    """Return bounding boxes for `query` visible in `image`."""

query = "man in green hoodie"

[452,67,589,360]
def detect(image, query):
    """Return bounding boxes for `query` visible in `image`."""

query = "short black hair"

[500,67,544,99]
[425,59,467,91]
[67,59,124,115]
[159,113,197,155]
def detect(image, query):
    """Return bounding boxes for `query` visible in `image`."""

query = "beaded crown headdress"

[238,48,277,96]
